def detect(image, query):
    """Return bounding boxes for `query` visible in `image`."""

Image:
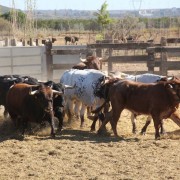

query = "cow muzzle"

[45,107,53,113]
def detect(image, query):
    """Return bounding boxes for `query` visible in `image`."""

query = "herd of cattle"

[0,55,180,140]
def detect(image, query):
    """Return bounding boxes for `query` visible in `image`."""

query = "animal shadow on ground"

[36,126,142,143]
[144,129,180,140]
[1,118,179,142]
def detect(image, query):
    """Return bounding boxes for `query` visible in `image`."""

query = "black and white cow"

[60,69,106,127]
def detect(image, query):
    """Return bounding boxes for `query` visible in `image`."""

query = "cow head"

[29,85,54,113]
[165,76,180,102]
[80,56,102,70]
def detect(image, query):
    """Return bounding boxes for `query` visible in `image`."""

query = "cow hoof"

[97,129,103,135]
[51,134,56,139]
[155,136,161,140]
[160,131,167,135]
[90,128,96,132]
[97,129,110,136]
[140,131,146,135]
[132,130,137,134]
[80,123,84,128]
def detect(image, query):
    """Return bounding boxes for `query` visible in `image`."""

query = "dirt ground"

[0,32,180,179]
[0,107,180,180]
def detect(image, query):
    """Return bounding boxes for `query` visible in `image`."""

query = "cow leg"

[152,115,161,140]
[54,107,64,132]
[22,119,28,136]
[110,110,121,137]
[66,100,73,124]
[50,119,56,138]
[45,113,56,138]
[160,120,166,134]
[3,106,9,118]
[87,106,92,117]
[74,101,81,119]
[141,116,152,135]
[90,113,99,131]
[80,104,86,128]
[97,110,113,135]
[131,113,137,134]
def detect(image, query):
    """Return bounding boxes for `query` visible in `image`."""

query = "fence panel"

[0,46,46,81]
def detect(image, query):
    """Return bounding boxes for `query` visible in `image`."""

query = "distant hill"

[0,4,180,19]
[35,8,180,19]
[0,5,12,14]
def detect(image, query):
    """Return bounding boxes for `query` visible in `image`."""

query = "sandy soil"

[0,33,180,179]
[0,107,179,180]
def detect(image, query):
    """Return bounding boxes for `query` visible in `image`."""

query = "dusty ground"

[0,32,180,179]
[0,107,179,180]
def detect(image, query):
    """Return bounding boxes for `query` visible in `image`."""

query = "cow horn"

[52,90,63,95]
[167,76,174,81]
[30,90,38,95]
[63,84,75,89]
[80,58,87,63]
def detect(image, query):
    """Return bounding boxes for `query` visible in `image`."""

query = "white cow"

[60,69,106,127]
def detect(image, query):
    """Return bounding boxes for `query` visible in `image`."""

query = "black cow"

[0,75,39,118]
[65,36,79,45]
[43,81,65,131]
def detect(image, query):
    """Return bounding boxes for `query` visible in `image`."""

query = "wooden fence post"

[5,37,10,46]
[11,39,16,46]
[45,40,53,80]
[147,48,155,74]
[108,48,113,73]
[96,48,103,69]
[160,48,168,76]
[22,39,26,46]
[36,39,39,46]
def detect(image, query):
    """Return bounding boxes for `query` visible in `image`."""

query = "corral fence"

[0,37,180,82]
[86,37,180,76]
[0,46,46,81]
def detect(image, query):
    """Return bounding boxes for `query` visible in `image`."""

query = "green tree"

[94,1,113,32]
[1,11,26,27]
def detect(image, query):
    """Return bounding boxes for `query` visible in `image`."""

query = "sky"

[0,0,179,11]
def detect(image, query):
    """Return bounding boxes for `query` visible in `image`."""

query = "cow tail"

[91,101,107,114]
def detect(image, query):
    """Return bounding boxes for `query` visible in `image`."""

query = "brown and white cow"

[72,55,103,70]
[94,77,180,139]
[6,83,62,138]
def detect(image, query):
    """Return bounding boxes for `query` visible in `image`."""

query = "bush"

[0,18,11,32]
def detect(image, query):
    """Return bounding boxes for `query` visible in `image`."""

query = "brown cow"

[94,77,180,139]
[6,83,62,137]
[72,55,103,70]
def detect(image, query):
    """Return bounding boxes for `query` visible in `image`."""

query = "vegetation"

[0,1,179,41]
[1,11,26,28]
[94,1,113,31]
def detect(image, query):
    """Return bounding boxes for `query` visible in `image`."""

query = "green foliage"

[95,33,104,41]
[1,11,26,26]
[36,19,100,31]
[94,1,113,31]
